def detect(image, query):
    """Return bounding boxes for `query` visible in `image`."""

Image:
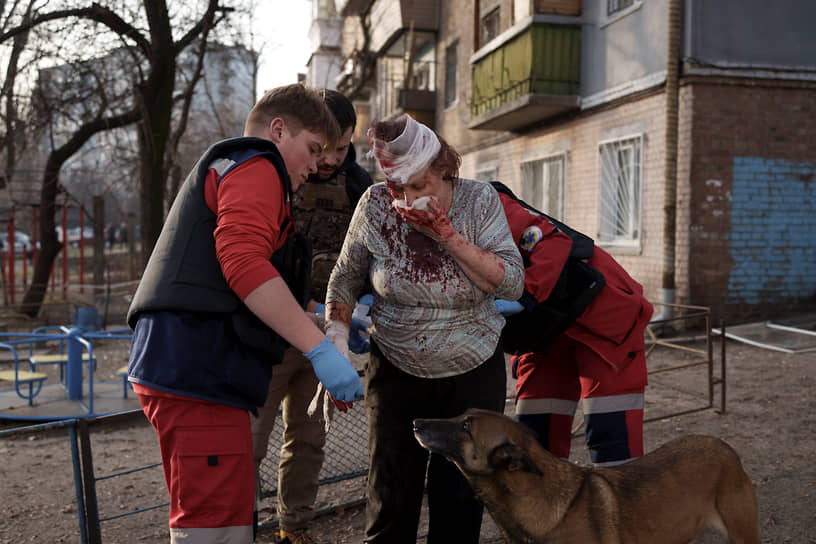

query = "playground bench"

[29,353,95,383]
[0,369,49,406]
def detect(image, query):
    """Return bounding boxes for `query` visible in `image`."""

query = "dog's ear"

[489,442,543,476]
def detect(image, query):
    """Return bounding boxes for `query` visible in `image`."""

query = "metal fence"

[0,302,727,542]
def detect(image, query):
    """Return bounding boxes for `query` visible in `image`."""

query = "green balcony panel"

[471,23,580,124]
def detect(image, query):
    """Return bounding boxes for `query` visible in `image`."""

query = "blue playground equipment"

[0,307,137,421]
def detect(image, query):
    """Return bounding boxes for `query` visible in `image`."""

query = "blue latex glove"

[357,294,374,307]
[495,299,525,316]
[349,318,371,354]
[303,337,364,402]
[314,303,326,315]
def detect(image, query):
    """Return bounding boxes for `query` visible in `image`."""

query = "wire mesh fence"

[257,400,369,498]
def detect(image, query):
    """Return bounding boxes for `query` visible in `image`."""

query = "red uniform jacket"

[499,193,653,371]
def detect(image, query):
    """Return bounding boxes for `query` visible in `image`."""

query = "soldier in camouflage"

[251,90,372,544]
[293,110,372,304]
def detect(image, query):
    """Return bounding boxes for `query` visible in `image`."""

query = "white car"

[0,231,38,258]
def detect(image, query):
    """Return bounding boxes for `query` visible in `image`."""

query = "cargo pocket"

[175,426,253,514]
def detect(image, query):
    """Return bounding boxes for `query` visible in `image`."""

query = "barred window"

[599,136,642,245]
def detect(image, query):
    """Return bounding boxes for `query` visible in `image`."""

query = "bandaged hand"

[325,320,350,359]
[323,320,356,413]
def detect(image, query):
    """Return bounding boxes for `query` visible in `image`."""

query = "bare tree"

[0,0,236,316]
[336,10,377,101]
[0,0,35,188]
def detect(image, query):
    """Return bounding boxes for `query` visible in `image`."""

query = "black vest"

[127,137,311,358]
[491,182,605,355]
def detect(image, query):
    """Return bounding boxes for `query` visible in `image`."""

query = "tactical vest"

[491,182,606,355]
[127,137,311,358]
[293,144,372,302]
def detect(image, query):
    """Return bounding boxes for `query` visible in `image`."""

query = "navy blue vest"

[127,138,310,410]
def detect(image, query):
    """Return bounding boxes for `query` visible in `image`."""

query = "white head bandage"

[367,114,441,184]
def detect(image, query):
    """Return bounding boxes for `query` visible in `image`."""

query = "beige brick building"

[312,0,816,324]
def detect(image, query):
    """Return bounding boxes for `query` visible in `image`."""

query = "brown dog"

[413,409,759,544]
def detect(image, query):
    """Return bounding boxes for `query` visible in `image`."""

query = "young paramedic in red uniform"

[126,84,364,543]
[492,182,653,466]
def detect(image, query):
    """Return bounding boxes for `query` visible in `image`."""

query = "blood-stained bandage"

[520,225,543,252]
[367,114,441,185]
[393,195,436,212]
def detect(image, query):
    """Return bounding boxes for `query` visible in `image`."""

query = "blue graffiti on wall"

[728,157,816,304]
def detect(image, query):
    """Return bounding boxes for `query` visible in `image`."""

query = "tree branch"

[176,0,220,51]
[0,3,150,55]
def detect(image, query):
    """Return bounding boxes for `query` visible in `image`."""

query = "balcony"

[375,29,437,124]
[469,21,581,131]
[337,0,374,17]
[368,0,439,54]
[378,63,437,126]
[308,16,342,53]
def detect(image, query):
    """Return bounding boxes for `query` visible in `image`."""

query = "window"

[475,163,498,182]
[413,62,432,91]
[599,136,642,245]
[444,41,458,108]
[480,7,500,46]
[521,154,566,220]
[607,0,635,16]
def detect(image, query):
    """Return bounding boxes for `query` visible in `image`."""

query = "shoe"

[277,529,317,544]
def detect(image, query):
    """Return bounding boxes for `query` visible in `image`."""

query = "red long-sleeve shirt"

[204,156,294,300]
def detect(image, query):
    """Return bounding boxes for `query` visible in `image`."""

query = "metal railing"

[644,302,726,420]
[1,303,727,541]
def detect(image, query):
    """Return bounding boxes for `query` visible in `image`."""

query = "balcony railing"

[470,22,581,131]
[377,56,436,121]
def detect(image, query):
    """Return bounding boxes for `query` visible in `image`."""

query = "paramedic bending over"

[324,114,524,544]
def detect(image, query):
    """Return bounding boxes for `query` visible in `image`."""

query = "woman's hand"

[396,197,458,244]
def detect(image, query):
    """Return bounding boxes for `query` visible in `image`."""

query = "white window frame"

[598,134,643,250]
[601,0,643,27]
[520,153,567,221]
[607,0,636,15]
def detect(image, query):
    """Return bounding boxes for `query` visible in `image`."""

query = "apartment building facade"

[318,0,816,323]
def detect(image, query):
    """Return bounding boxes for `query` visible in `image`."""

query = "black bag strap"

[490,181,594,260]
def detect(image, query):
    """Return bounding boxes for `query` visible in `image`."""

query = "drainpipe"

[656,0,682,323]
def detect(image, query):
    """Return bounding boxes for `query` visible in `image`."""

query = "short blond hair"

[244,84,340,145]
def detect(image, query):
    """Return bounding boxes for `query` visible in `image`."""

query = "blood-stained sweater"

[326,178,524,378]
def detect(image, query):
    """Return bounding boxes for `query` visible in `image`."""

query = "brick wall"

[458,91,670,305]
[454,79,816,323]
[688,80,816,322]
[435,0,815,322]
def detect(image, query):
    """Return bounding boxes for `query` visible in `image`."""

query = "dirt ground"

[1,328,814,543]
